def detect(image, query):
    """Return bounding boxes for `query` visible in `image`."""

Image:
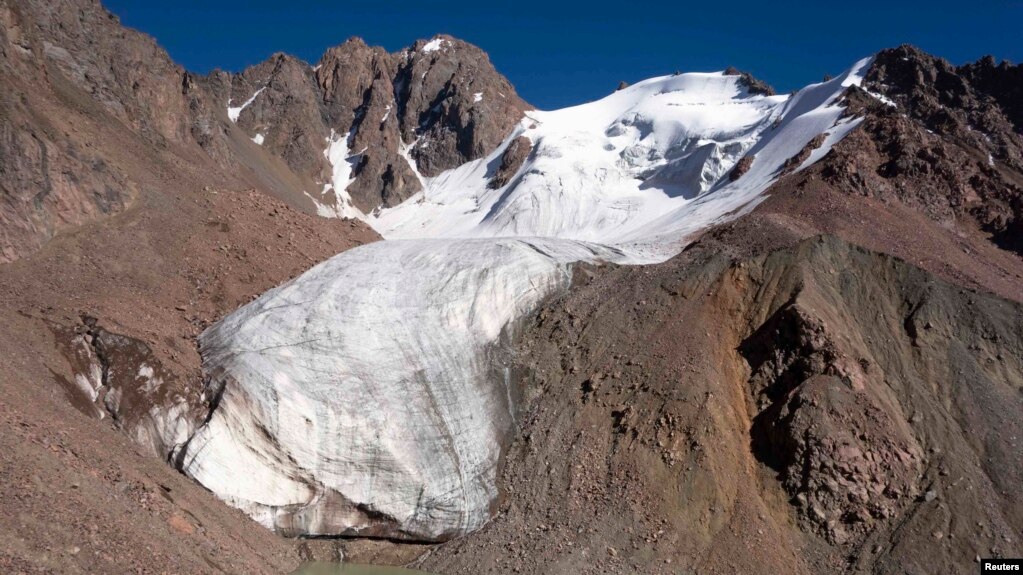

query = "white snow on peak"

[185,57,879,541]
[251,133,265,145]
[227,87,266,123]
[368,57,875,261]
[421,37,448,53]
[865,87,898,108]
[473,92,483,103]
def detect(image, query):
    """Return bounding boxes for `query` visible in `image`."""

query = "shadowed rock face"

[488,135,532,189]
[216,34,529,213]
[864,45,1023,171]
[396,36,528,177]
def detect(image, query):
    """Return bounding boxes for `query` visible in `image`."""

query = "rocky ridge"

[215,34,528,214]
[1,0,527,264]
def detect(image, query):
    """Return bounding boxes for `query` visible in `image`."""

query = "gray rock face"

[397,36,529,177]
[0,0,528,262]
[215,34,529,213]
[316,39,420,211]
[219,53,330,182]
[488,135,532,189]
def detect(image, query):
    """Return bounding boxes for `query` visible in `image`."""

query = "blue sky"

[104,0,1023,110]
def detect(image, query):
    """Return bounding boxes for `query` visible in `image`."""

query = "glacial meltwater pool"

[292,563,433,575]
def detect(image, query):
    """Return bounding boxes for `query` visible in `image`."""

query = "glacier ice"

[178,58,876,540]
[180,239,622,539]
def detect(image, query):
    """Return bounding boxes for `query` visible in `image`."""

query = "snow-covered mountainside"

[180,56,879,540]
[367,57,872,260]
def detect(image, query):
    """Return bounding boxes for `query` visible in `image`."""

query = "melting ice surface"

[180,58,876,540]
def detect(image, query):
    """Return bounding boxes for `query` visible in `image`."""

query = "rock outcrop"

[213,34,529,214]
[488,135,532,189]
[823,47,1023,255]
[724,66,776,96]
[0,0,187,262]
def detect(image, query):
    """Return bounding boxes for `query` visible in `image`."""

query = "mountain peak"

[722,66,776,96]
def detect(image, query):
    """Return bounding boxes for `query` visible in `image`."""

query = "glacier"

[176,57,877,540]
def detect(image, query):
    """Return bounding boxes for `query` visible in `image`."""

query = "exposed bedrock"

[218,35,529,214]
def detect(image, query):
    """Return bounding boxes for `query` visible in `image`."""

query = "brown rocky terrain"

[0,0,381,572]
[421,232,1022,575]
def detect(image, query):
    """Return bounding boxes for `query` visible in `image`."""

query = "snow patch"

[227,87,265,123]
[422,38,448,53]
[865,88,897,108]
[252,133,265,145]
[473,92,483,103]
[314,130,366,220]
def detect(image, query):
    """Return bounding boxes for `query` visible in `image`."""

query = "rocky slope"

[422,233,1022,575]
[0,0,378,572]
[0,1,528,264]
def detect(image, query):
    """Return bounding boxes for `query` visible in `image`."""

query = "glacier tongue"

[180,238,622,539]
[181,57,876,540]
